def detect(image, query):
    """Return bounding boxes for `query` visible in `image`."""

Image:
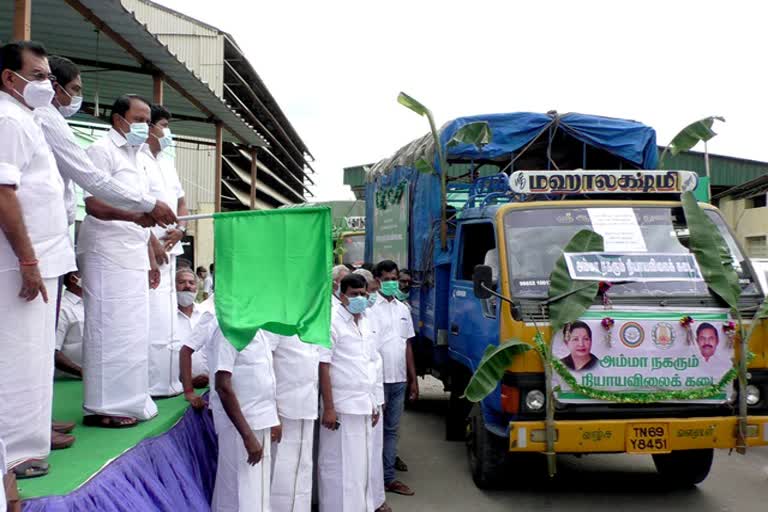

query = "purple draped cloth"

[23,404,218,512]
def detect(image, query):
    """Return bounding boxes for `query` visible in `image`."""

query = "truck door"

[449,221,500,368]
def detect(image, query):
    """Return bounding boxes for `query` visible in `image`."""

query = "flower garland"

[680,315,694,345]
[533,332,754,404]
[375,181,407,210]
[600,317,614,347]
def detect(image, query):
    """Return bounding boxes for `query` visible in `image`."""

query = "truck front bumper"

[508,416,768,453]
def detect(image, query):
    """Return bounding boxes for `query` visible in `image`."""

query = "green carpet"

[18,379,195,499]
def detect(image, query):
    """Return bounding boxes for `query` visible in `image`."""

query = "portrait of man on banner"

[696,322,720,363]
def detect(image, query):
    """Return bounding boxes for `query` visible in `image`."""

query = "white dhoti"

[148,259,182,397]
[318,413,375,512]
[212,423,271,512]
[81,253,157,420]
[0,271,56,470]
[271,418,314,512]
[369,414,385,509]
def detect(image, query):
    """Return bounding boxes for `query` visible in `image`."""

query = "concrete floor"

[385,377,768,512]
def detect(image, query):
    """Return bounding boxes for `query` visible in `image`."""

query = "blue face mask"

[158,127,173,150]
[367,294,378,308]
[121,115,149,146]
[346,296,368,315]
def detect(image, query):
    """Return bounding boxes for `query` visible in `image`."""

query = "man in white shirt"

[176,269,208,390]
[331,264,350,308]
[144,104,189,397]
[55,270,84,379]
[212,328,280,512]
[371,260,417,497]
[78,94,161,429]
[354,269,390,512]
[0,41,77,479]
[180,293,217,410]
[318,273,380,512]
[35,56,176,228]
[266,332,320,512]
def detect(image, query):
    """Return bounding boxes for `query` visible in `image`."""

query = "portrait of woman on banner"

[561,321,600,371]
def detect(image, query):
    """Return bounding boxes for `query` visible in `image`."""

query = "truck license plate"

[626,423,670,453]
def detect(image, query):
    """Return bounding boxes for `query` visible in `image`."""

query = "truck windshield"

[341,234,365,267]
[503,205,758,299]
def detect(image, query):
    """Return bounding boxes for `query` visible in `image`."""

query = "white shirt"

[319,306,378,415]
[214,329,279,431]
[266,332,320,420]
[204,275,213,295]
[184,307,221,413]
[76,128,151,271]
[0,91,75,278]
[370,293,415,384]
[142,150,185,256]
[177,305,206,376]
[55,290,84,367]
[33,105,156,214]
[332,293,341,308]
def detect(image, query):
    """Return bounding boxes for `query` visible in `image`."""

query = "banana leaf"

[397,92,430,117]
[681,191,741,310]
[547,230,604,334]
[463,340,531,402]
[660,116,724,164]
[448,121,492,149]
[414,158,436,175]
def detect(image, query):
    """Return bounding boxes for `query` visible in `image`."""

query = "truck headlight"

[525,390,545,411]
[746,385,761,406]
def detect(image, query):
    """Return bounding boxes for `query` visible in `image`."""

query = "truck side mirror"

[473,265,493,299]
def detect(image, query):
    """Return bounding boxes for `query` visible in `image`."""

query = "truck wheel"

[467,404,508,489]
[652,449,714,487]
[445,366,472,441]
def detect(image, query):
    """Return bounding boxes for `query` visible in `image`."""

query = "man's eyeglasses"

[20,72,57,82]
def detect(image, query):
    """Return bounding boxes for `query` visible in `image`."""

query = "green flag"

[213,207,333,350]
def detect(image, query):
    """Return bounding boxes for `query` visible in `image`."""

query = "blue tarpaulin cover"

[365,111,659,272]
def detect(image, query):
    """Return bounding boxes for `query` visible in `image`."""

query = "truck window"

[503,205,759,299]
[457,222,496,281]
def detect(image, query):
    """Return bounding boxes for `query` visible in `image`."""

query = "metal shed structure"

[2,0,314,266]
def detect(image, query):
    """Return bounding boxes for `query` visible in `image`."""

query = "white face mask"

[12,72,55,109]
[158,127,173,151]
[57,87,82,118]
[177,290,196,307]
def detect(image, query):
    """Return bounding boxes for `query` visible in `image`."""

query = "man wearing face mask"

[174,268,207,398]
[142,104,189,397]
[318,273,381,512]
[0,41,77,479]
[77,94,161,429]
[33,56,177,228]
[370,260,417,497]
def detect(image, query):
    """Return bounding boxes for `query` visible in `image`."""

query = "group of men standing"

[0,39,188,491]
[0,38,421,512]
[175,261,417,512]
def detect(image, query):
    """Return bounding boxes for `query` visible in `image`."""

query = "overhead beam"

[249,147,258,210]
[63,56,153,75]
[224,61,309,167]
[13,0,32,40]
[153,73,164,104]
[223,84,308,176]
[215,123,224,212]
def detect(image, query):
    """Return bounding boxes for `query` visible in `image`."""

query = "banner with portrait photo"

[551,307,735,404]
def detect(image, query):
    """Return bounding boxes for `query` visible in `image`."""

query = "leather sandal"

[51,430,76,450]
[83,415,138,429]
[385,480,415,496]
[52,420,76,434]
[11,459,49,479]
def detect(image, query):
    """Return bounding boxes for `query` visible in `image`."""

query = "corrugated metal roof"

[0,0,267,146]
[659,148,768,187]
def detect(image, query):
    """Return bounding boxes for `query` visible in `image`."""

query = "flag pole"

[177,213,215,221]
